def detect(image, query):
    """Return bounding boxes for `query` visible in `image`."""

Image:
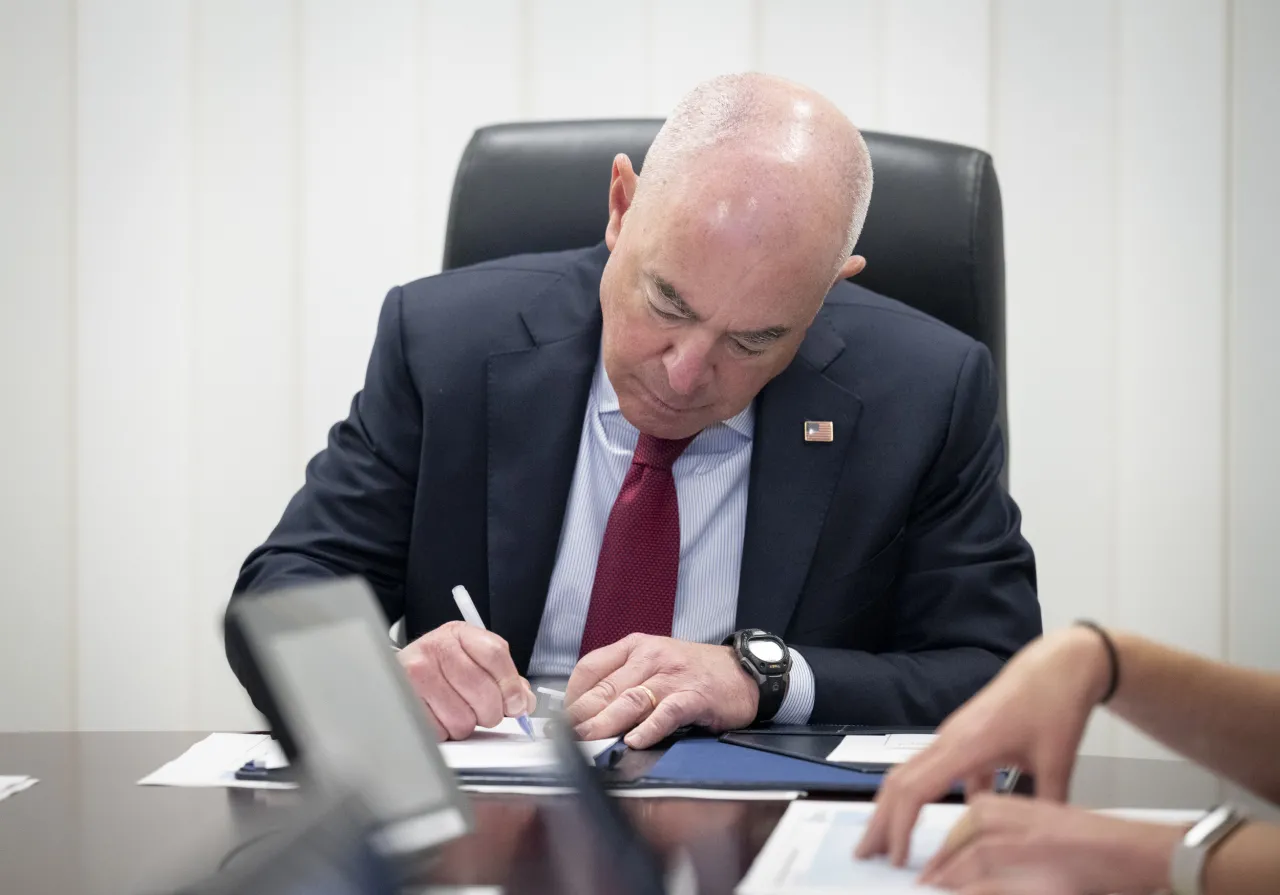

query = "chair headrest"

[444,119,1006,452]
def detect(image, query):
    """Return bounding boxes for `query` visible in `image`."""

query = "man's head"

[599,72,873,440]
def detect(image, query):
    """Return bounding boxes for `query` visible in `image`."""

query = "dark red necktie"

[579,432,695,656]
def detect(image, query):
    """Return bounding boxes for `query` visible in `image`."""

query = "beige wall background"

[1,0,1277,758]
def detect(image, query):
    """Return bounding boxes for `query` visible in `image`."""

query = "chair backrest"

[443,119,1008,452]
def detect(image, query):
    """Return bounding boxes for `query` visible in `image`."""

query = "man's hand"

[916,794,1181,894]
[565,634,758,748]
[397,621,536,741]
[856,627,1113,867]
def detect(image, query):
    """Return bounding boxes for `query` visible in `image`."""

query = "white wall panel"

[1227,0,1280,673]
[188,0,299,730]
[1114,0,1228,756]
[647,0,754,114]
[421,0,523,274]
[299,0,424,463]
[881,0,991,150]
[0,0,75,731]
[3,0,1278,745]
[756,0,883,128]
[525,1,649,119]
[994,0,1119,755]
[75,0,194,729]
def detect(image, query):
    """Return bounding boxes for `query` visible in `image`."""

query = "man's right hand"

[396,621,536,741]
[856,626,1115,867]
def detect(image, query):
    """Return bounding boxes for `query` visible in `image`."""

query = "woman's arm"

[1108,632,1280,804]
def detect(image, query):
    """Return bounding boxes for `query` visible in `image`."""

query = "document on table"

[439,717,618,771]
[825,733,936,765]
[738,801,1208,894]
[138,733,293,790]
[138,719,619,789]
[0,775,39,802]
[461,784,804,800]
[737,801,963,894]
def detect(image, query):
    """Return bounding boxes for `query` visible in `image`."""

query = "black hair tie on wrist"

[1074,620,1120,704]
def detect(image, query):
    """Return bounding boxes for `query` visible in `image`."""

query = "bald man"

[226,74,1041,748]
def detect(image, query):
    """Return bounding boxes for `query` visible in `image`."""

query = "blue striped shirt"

[527,355,816,723]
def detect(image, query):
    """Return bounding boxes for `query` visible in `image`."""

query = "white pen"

[451,585,536,740]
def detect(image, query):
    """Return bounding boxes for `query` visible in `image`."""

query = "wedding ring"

[637,684,659,710]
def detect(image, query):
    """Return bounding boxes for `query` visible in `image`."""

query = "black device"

[224,577,472,857]
[724,628,791,722]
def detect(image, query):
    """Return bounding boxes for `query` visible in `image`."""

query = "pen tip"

[517,714,536,740]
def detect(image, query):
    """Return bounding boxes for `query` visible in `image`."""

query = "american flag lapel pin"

[804,420,834,442]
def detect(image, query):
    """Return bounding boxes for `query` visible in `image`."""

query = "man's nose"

[663,335,715,397]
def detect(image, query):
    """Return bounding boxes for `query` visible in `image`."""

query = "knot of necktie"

[632,433,695,471]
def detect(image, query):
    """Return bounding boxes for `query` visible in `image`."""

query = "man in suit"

[227,73,1040,749]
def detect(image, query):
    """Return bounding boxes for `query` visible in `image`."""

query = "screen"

[270,618,457,833]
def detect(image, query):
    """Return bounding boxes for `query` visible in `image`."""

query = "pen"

[234,760,299,783]
[595,739,630,769]
[451,585,536,740]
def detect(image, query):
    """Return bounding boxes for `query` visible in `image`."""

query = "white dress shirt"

[527,355,816,723]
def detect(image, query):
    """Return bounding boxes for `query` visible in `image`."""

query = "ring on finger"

[637,684,659,711]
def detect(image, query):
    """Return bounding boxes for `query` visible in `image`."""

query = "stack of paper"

[439,717,617,771]
[738,801,960,894]
[138,733,291,790]
[826,733,936,765]
[738,801,1209,894]
[137,719,618,791]
[0,775,38,802]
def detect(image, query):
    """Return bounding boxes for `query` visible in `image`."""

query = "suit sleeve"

[224,286,423,714]
[800,343,1042,725]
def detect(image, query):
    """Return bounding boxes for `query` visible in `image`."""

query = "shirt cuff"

[771,646,815,724]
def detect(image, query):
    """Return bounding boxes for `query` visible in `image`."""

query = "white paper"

[438,717,618,770]
[460,784,803,800]
[138,720,618,790]
[0,775,39,802]
[738,800,963,894]
[138,733,294,790]
[825,733,936,765]
[738,800,1208,895]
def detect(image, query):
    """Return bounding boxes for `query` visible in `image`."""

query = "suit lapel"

[486,252,604,673]
[737,313,862,636]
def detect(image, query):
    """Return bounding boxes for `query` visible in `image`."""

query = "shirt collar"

[594,353,755,439]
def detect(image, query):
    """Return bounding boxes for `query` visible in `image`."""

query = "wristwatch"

[1170,803,1248,895]
[723,629,791,723]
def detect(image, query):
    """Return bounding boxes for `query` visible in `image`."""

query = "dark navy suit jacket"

[227,244,1041,725]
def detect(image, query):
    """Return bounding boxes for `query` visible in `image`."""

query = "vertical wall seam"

[517,0,532,119]
[749,0,764,73]
[1108,0,1124,758]
[1221,0,1235,667]
[987,0,999,155]
[68,0,81,731]
[291,0,306,481]
[185,0,200,730]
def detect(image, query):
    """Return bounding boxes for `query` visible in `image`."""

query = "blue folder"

[639,736,887,793]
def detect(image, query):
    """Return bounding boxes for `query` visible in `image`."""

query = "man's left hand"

[565,634,758,748]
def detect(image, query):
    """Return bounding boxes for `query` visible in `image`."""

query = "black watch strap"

[725,629,791,723]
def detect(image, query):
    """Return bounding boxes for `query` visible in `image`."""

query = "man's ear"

[836,254,867,281]
[605,153,639,250]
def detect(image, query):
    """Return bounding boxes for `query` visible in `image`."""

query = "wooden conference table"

[0,731,1230,895]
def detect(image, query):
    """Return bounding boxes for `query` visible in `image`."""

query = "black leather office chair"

[443,119,1008,461]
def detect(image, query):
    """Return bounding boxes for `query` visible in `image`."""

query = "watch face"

[748,639,786,663]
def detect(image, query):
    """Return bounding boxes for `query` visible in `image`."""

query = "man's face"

[599,162,836,441]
